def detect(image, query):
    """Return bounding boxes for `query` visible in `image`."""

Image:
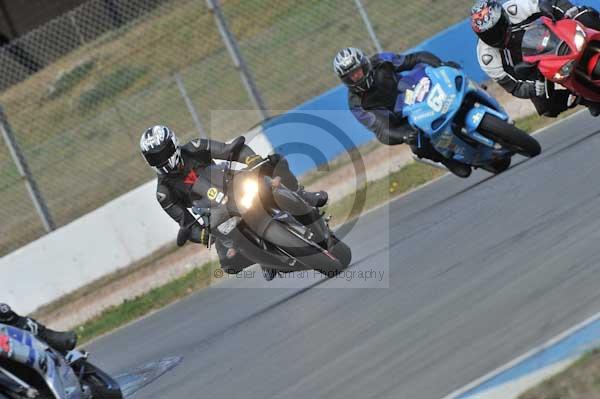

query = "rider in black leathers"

[140,125,328,279]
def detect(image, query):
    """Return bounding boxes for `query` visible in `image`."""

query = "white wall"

[1,133,274,315]
[1,179,178,315]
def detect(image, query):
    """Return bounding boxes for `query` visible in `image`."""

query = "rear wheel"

[478,114,541,157]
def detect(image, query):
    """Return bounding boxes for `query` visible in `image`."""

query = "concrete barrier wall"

[1,179,178,314]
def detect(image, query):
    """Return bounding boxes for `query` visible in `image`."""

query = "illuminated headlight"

[554,60,576,81]
[217,216,241,235]
[575,25,587,52]
[240,179,259,210]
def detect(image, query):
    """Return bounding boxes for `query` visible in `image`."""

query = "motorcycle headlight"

[217,216,241,235]
[239,179,259,211]
[575,25,587,52]
[554,60,577,81]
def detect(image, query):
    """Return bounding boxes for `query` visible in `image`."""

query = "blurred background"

[0,0,472,255]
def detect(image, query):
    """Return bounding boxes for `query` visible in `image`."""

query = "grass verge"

[518,348,600,399]
[69,110,575,345]
[76,261,219,344]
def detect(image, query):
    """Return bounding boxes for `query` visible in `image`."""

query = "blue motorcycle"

[0,323,181,399]
[398,65,541,174]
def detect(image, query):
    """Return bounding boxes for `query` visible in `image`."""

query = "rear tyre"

[478,114,541,157]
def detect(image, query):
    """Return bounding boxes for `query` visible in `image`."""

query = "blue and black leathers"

[348,51,444,146]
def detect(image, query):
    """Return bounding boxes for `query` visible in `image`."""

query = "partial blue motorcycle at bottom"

[398,65,541,174]
[0,323,181,399]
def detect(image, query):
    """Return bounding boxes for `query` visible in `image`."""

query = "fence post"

[205,0,269,120]
[174,73,207,138]
[353,0,383,53]
[0,106,55,232]
[69,12,86,46]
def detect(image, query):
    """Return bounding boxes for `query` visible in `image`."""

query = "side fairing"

[0,324,83,399]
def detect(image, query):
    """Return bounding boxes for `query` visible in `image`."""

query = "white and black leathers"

[476,0,600,116]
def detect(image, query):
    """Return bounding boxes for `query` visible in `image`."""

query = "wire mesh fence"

[0,0,473,255]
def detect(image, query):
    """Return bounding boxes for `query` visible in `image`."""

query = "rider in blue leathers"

[333,47,472,178]
[0,303,77,353]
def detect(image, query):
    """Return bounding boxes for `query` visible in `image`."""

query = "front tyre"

[329,236,351,268]
[317,236,352,276]
[478,114,541,157]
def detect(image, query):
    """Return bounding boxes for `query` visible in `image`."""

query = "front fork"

[463,104,509,149]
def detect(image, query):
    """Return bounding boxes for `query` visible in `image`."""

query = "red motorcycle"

[518,16,600,102]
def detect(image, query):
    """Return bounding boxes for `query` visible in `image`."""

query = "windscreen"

[522,24,561,56]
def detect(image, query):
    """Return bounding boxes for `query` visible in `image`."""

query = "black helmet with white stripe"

[333,47,374,93]
[140,125,183,174]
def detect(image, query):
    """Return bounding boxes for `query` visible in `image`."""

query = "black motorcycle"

[189,137,352,278]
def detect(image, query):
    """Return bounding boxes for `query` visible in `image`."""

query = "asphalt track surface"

[88,111,600,399]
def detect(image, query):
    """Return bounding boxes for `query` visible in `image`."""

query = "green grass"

[47,59,96,100]
[75,261,220,344]
[516,107,581,133]
[325,161,445,223]
[518,348,600,399]
[300,141,380,187]
[77,66,148,112]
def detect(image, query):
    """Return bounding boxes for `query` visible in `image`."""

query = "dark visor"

[144,140,176,167]
[341,66,365,86]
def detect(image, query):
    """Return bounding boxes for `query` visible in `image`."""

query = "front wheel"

[328,236,351,268]
[478,114,541,157]
[78,361,123,399]
[317,236,352,276]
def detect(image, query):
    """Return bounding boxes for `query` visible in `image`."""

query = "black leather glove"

[267,153,283,166]
[177,224,210,247]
